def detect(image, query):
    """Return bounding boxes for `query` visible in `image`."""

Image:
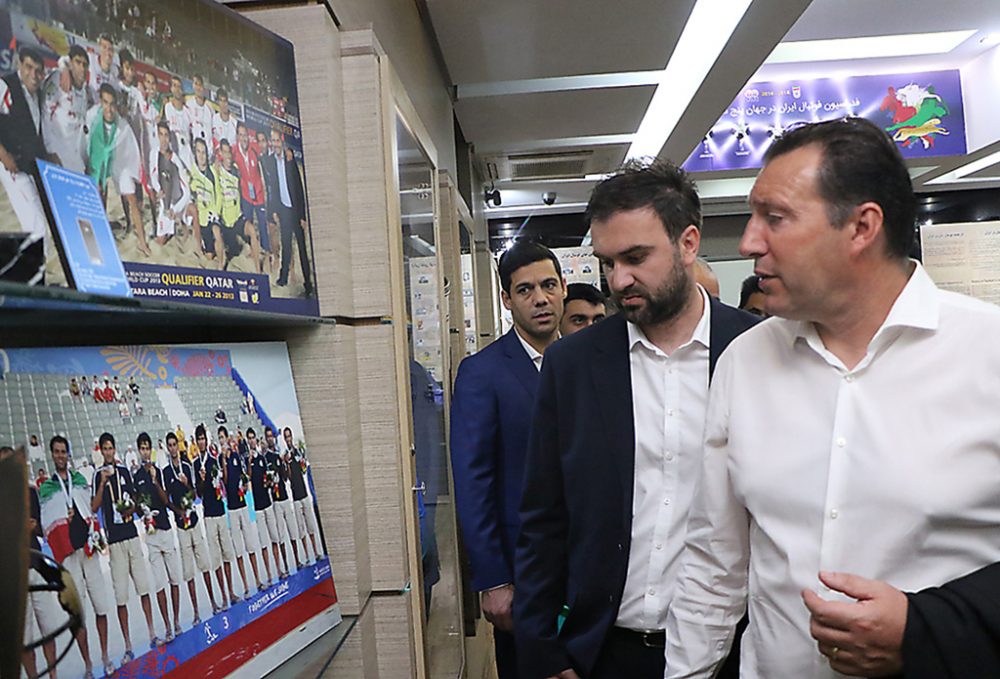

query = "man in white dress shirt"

[664,117,1000,679]
[186,75,213,153]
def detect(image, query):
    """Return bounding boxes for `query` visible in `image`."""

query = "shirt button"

[663,498,671,506]
[655,543,663,551]
[648,587,656,596]
[845,374,855,382]
[836,437,846,448]
[830,509,839,519]
[665,451,674,461]
[667,409,675,417]
[609,594,614,603]
[618,543,624,551]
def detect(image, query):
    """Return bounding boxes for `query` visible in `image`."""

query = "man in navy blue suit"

[514,161,759,679]
[451,240,567,678]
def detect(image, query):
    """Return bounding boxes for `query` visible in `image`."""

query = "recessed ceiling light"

[765,30,976,64]
[926,149,1000,185]
[626,0,755,161]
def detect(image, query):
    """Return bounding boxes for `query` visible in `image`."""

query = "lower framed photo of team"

[4,341,339,678]
[0,0,320,316]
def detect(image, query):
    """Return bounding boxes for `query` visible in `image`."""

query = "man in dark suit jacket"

[451,241,568,678]
[269,132,313,296]
[514,161,759,679]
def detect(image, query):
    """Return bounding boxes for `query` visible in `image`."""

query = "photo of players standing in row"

[22,423,323,679]
[0,0,315,297]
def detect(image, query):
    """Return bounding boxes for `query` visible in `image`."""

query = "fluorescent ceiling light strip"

[479,134,634,154]
[926,149,1000,185]
[458,71,662,99]
[766,30,976,65]
[626,0,754,161]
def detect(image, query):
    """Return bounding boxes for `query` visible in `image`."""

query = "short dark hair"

[171,74,182,85]
[49,435,69,452]
[498,241,561,294]
[119,49,133,66]
[246,427,256,437]
[18,46,43,67]
[136,432,152,449]
[218,425,229,437]
[236,121,247,134]
[193,74,204,84]
[98,82,117,101]
[265,426,275,436]
[165,432,178,445]
[739,275,762,310]
[283,427,293,436]
[565,282,606,307]
[68,45,88,62]
[195,424,207,440]
[584,159,701,241]
[216,88,228,100]
[219,138,231,151]
[156,120,170,133]
[98,33,113,45]
[98,432,116,449]
[764,117,916,259]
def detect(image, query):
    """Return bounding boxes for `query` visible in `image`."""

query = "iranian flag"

[39,471,89,562]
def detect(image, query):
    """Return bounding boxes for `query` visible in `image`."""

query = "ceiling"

[423,0,1000,246]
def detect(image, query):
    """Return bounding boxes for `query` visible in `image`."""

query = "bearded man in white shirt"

[664,117,1000,679]
[514,161,759,679]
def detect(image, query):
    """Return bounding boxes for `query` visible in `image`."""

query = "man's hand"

[546,670,581,679]
[481,584,514,632]
[802,571,907,677]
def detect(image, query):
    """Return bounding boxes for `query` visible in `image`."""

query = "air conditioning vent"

[507,152,592,180]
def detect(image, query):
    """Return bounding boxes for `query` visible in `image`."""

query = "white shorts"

[255,505,280,546]
[145,528,182,590]
[24,569,64,643]
[229,506,258,556]
[203,514,235,569]
[0,164,47,238]
[273,499,299,543]
[63,547,111,617]
[294,497,318,537]
[176,524,211,581]
[116,167,138,196]
[108,537,151,606]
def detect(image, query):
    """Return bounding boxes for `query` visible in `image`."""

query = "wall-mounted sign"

[682,69,966,173]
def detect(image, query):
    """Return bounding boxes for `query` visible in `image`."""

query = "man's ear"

[501,290,512,311]
[678,224,701,265]
[848,201,885,257]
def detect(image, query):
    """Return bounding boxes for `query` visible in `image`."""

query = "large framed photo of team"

[0,0,320,316]
[4,342,340,678]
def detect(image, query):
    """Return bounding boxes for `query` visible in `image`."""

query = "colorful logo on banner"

[682,70,966,172]
[2,346,232,386]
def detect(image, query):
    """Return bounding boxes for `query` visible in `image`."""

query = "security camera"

[542,192,557,206]
[484,187,501,207]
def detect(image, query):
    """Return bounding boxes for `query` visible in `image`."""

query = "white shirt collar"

[784,260,939,351]
[513,326,549,369]
[627,285,712,356]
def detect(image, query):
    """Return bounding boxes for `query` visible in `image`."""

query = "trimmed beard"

[615,248,692,327]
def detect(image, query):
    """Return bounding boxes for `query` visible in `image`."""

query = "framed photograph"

[0,0,320,316]
[3,341,340,677]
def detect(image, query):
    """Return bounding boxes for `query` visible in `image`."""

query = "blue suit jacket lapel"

[589,315,635,529]
[502,329,540,398]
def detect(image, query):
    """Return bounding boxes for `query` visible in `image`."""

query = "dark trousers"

[494,627,519,679]
[589,627,665,679]
[277,206,312,294]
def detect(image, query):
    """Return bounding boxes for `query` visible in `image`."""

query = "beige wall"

[327,0,458,176]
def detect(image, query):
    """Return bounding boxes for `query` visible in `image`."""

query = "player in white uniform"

[41,45,91,174]
[84,83,149,256]
[88,34,119,101]
[139,72,162,172]
[161,75,193,170]
[148,121,191,245]
[186,74,214,153]
[211,87,238,155]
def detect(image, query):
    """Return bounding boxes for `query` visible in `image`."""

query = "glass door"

[395,115,463,677]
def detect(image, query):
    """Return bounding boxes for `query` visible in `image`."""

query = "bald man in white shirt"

[664,118,1000,679]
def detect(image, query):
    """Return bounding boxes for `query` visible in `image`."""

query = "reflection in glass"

[459,225,477,356]
[396,115,462,676]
